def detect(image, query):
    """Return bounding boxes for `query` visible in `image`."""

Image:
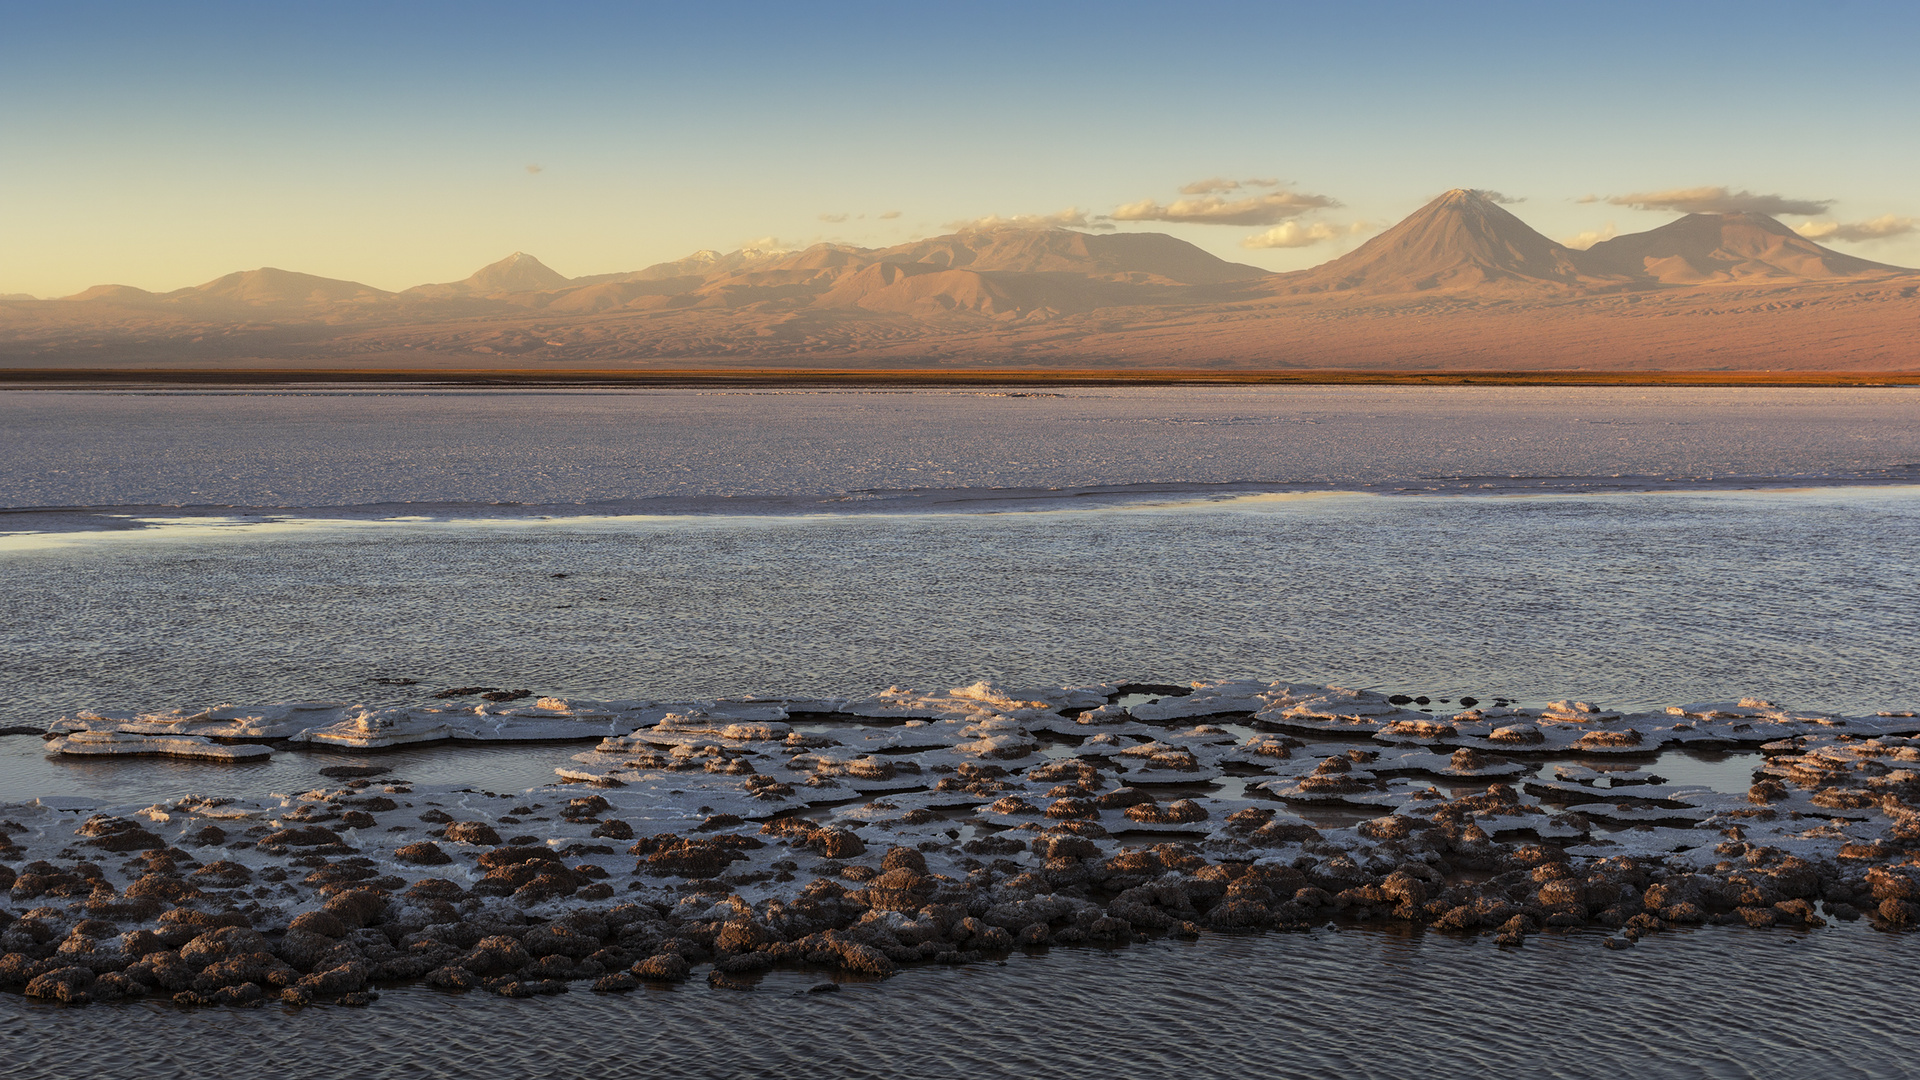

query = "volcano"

[1271,189,1616,294]
[409,251,572,298]
[1576,213,1906,283]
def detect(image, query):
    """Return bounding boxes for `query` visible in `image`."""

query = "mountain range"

[4,190,1915,371]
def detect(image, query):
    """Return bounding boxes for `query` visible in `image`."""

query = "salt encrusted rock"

[77,816,166,853]
[323,889,389,929]
[1124,799,1210,825]
[258,826,346,850]
[1380,718,1459,743]
[24,965,94,1004]
[632,952,690,982]
[443,821,503,846]
[394,841,453,865]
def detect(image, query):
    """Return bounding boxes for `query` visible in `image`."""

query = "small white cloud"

[943,207,1099,231]
[878,210,901,220]
[1562,223,1618,250]
[1575,194,1599,204]
[1179,176,1285,195]
[526,164,543,174]
[1111,189,1339,227]
[1474,190,1523,204]
[1607,186,1832,216]
[1794,214,1917,243]
[1240,220,1371,249]
[818,213,849,223]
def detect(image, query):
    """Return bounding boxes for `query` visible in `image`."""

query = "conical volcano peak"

[1271,188,1606,294]
[464,251,570,293]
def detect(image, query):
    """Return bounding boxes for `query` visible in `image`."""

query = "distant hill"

[64,284,158,303]
[168,268,391,308]
[408,252,571,298]
[1576,212,1907,283]
[876,227,1267,284]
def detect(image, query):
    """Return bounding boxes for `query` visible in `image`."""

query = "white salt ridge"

[45,730,271,761]
[45,679,1916,767]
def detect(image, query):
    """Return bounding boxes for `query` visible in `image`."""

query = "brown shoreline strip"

[2,367,1918,389]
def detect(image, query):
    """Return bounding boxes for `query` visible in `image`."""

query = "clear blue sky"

[5,0,1917,294]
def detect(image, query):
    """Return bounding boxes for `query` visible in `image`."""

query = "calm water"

[3,385,1917,515]
[3,386,1917,1078]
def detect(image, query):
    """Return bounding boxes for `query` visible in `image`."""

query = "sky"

[5,0,1919,296]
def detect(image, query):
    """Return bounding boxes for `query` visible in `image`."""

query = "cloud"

[1794,215,1918,243]
[1474,190,1523,204]
[1178,176,1287,195]
[739,236,791,253]
[1561,224,1617,250]
[1111,189,1339,227]
[525,164,543,174]
[1606,186,1833,216]
[1575,194,1599,204]
[878,210,901,220]
[943,207,1111,232]
[818,213,849,223]
[1240,220,1371,249]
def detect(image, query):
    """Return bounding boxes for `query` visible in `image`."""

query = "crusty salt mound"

[8,679,1920,1006]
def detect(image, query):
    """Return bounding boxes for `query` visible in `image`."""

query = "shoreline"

[3,367,1919,390]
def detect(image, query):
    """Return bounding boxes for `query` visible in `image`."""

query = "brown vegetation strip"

[4,368,1918,389]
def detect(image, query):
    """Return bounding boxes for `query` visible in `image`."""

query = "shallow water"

[0,730,1770,812]
[3,925,1913,1080]
[2,487,1914,731]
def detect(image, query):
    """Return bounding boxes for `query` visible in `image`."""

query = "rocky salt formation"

[7,680,1920,1006]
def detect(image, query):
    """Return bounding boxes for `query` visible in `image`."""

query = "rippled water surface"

[4,926,1915,1080]
[2,487,1914,729]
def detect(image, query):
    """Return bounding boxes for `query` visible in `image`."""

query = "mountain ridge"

[6,193,1915,371]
